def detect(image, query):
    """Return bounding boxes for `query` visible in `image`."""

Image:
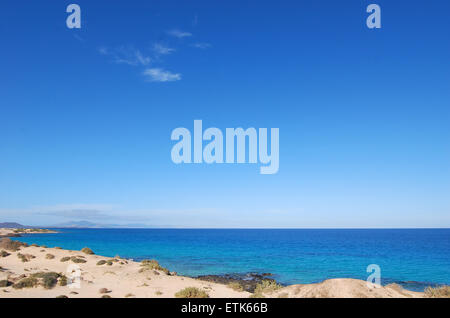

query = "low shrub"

[175,287,209,298]
[425,285,450,298]
[30,272,60,289]
[0,250,10,257]
[81,247,94,255]
[250,280,282,298]
[227,282,244,292]
[140,259,170,275]
[254,280,282,294]
[97,260,107,266]
[12,277,38,289]
[45,254,55,260]
[59,275,68,286]
[71,256,86,264]
[60,256,71,262]
[17,253,35,262]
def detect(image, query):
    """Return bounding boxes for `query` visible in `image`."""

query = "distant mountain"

[51,220,154,228]
[52,221,113,228]
[0,222,29,228]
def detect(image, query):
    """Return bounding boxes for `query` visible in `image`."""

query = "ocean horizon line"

[36,227,450,230]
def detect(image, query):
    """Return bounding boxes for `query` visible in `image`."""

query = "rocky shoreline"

[196,273,278,293]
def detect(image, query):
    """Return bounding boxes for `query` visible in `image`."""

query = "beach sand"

[0,228,425,298]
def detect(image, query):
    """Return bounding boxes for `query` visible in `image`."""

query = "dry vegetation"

[70,256,87,264]
[227,282,244,292]
[0,250,10,257]
[139,259,170,275]
[424,285,450,298]
[81,247,95,255]
[17,253,36,262]
[250,280,282,298]
[0,238,26,252]
[175,287,210,298]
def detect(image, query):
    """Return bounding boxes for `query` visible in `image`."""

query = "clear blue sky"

[0,0,449,227]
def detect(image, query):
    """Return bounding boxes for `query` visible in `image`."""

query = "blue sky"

[0,0,449,227]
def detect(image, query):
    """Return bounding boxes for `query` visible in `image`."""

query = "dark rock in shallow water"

[196,273,278,293]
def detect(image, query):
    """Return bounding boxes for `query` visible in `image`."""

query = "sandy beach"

[0,228,431,298]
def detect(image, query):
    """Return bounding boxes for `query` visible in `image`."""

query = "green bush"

[0,250,10,257]
[31,272,60,289]
[97,260,107,266]
[81,247,94,255]
[17,253,35,262]
[42,274,59,289]
[227,282,244,292]
[12,277,38,289]
[71,256,87,264]
[250,280,282,298]
[255,280,282,293]
[140,259,170,275]
[59,275,68,286]
[45,254,55,259]
[60,256,71,262]
[175,287,209,298]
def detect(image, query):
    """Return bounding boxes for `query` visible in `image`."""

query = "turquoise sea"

[15,228,450,291]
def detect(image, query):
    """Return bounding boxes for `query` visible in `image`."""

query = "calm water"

[15,229,450,291]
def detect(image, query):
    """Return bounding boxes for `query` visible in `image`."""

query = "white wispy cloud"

[167,29,192,38]
[98,46,151,66]
[153,43,175,55]
[143,68,181,82]
[191,42,211,49]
